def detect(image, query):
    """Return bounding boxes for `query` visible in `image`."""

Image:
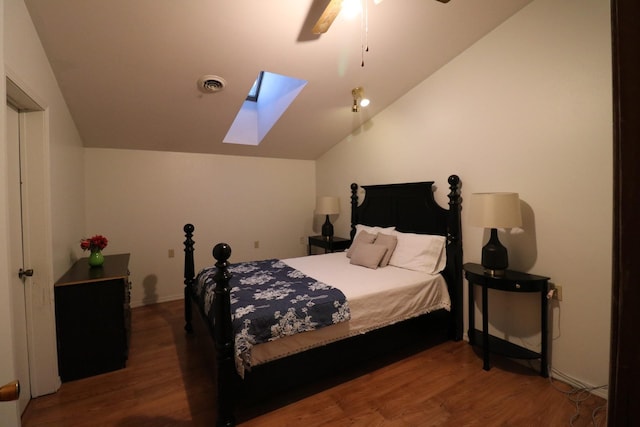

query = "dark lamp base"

[481,228,508,276]
[321,215,334,238]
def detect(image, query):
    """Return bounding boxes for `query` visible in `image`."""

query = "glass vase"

[88,249,105,267]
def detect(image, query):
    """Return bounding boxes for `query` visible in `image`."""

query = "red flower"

[80,235,108,251]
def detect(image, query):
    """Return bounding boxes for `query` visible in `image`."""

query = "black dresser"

[54,253,131,381]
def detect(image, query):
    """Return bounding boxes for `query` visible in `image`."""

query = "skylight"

[223,71,307,146]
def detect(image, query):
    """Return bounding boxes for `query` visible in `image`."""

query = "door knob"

[18,268,34,279]
[0,380,20,402]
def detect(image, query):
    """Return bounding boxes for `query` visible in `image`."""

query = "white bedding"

[249,251,451,366]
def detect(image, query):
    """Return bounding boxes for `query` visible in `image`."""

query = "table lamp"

[469,192,522,276]
[315,196,340,239]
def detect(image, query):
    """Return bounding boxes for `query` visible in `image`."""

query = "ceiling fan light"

[351,86,369,112]
[341,0,362,20]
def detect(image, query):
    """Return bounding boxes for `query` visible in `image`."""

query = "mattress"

[249,251,451,366]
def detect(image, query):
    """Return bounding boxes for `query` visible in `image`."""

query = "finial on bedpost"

[213,243,232,264]
[447,175,461,224]
[183,224,195,333]
[447,174,460,188]
[184,224,195,278]
[212,243,235,427]
[350,183,358,241]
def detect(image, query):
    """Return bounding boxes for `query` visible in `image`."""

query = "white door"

[7,102,32,415]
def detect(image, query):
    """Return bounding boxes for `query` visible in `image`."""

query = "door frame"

[6,74,60,398]
[609,0,640,424]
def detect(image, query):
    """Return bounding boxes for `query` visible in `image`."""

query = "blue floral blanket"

[194,259,351,377]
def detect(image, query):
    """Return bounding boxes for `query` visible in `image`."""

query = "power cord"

[498,294,607,425]
[548,366,608,426]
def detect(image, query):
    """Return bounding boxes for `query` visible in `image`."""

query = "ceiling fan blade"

[312,0,343,34]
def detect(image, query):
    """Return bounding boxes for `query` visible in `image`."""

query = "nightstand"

[464,262,550,377]
[308,235,350,255]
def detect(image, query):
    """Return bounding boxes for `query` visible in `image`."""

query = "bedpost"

[350,183,358,241]
[183,224,195,333]
[212,243,236,427]
[446,175,463,340]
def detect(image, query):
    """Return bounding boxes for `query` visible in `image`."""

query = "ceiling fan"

[312,0,451,35]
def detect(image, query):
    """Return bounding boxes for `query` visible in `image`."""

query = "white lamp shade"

[469,192,522,229]
[315,196,340,215]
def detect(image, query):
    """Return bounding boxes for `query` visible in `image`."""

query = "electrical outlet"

[552,284,563,301]
[254,240,260,249]
[168,249,175,258]
[300,237,306,245]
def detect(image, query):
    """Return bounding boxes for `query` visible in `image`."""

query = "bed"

[183,175,462,426]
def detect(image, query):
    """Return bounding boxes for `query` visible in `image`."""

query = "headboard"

[349,175,463,340]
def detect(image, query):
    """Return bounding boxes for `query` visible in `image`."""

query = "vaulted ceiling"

[25,0,532,160]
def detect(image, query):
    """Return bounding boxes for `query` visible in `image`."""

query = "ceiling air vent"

[198,75,227,93]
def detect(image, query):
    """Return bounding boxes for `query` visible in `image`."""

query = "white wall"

[5,0,86,279]
[317,0,612,392]
[84,148,316,307]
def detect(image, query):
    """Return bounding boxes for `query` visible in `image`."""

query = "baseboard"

[550,368,609,400]
[131,294,183,308]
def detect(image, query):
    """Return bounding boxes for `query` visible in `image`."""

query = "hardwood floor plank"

[22,300,606,426]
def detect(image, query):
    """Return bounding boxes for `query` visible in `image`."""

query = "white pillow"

[355,224,395,237]
[388,231,447,274]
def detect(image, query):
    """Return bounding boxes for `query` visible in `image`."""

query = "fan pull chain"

[361,0,369,67]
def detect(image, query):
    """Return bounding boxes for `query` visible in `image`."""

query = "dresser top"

[55,253,130,287]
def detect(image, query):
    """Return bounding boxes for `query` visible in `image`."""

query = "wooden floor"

[22,300,607,426]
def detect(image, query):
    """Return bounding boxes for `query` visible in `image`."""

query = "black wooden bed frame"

[183,175,462,426]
